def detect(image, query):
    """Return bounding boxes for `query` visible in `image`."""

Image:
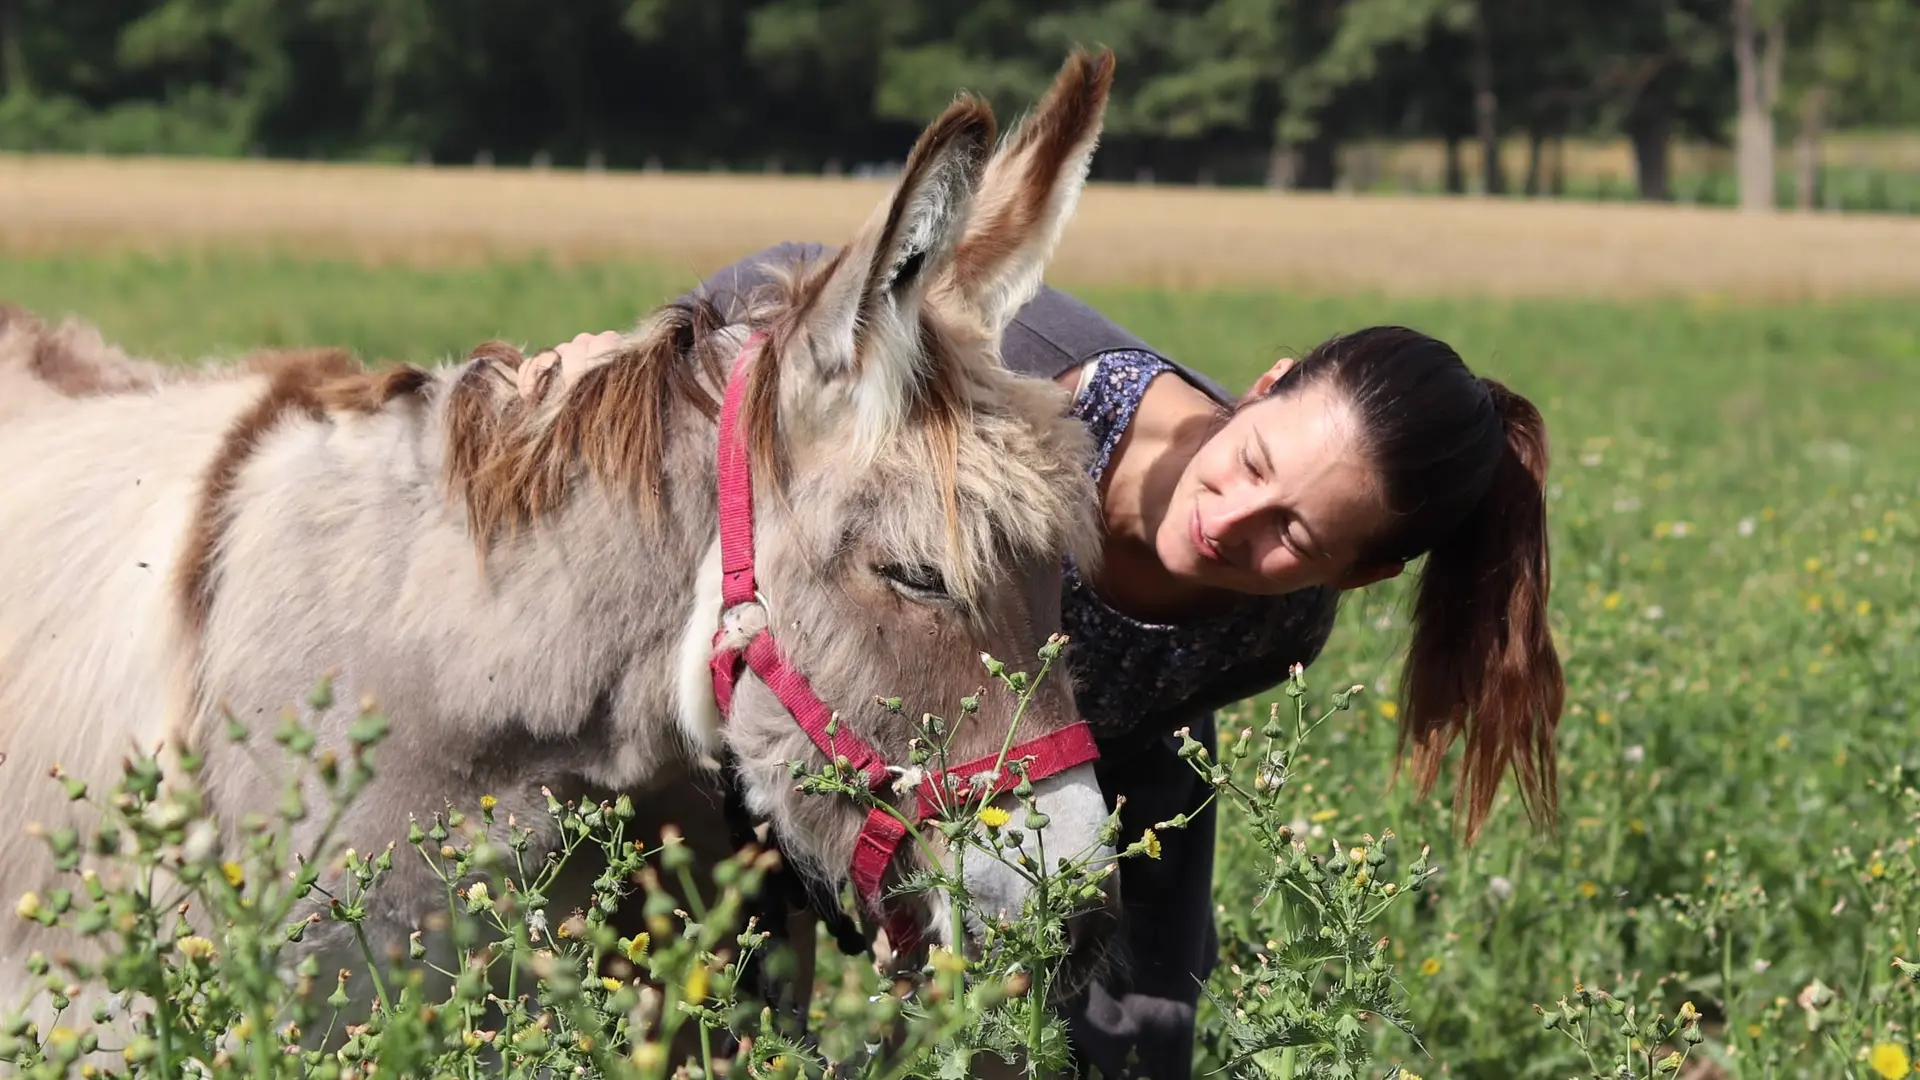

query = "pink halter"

[706,331,1101,955]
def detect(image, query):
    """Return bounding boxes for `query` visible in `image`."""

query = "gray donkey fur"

[0,49,1122,1055]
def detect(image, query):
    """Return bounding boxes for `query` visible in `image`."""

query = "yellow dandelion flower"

[685,964,710,1005]
[1629,819,1646,835]
[1746,1024,1763,1038]
[1603,592,1622,611]
[1378,701,1399,720]
[1805,557,1822,573]
[1576,881,1599,899]
[977,807,1011,830]
[1310,809,1339,823]
[1141,829,1163,859]
[220,861,245,889]
[1858,600,1873,616]
[176,935,216,961]
[1596,710,1613,726]
[1775,734,1791,750]
[601,977,623,992]
[1870,860,1887,878]
[1863,528,1879,542]
[1870,1042,1911,1080]
[1419,957,1441,976]
[480,794,498,811]
[1805,593,1824,612]
[624,932,650,962]
[1809,661,1824,676]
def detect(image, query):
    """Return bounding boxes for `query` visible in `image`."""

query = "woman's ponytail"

[1398,378,1562,842]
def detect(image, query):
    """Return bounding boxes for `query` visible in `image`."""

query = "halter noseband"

[706,331,1101,955]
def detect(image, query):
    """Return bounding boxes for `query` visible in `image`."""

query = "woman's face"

[1152,366,1402,597]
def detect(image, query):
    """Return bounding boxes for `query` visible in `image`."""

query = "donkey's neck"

[186,342,736,821]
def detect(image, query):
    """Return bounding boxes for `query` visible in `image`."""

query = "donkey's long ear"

[790,94,996,441]
[940,49,1114,335]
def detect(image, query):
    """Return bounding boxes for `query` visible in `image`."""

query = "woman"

[523,242,1564,1079]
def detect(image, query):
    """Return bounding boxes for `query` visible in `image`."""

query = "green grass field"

[2,249,1917,1079]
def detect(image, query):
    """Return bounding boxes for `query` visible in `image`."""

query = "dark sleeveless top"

[688,243,1340,752]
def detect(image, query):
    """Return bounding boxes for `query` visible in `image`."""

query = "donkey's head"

[692,50,1119,964]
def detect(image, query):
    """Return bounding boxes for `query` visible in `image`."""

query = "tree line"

[2,0,1916,210]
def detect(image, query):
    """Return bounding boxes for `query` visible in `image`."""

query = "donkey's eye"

[876,562,949,599]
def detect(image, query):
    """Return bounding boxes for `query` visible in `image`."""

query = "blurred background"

[1,0,1916,212]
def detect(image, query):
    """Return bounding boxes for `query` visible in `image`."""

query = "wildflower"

[14,892,39,921]
[1738,517,1756,536]
[1419,957,1441,976]
[1378,701,1399,720]
[1603,592,1622,611]
[601,977,623,992]
[1596,710,1612,726]
[1577,881,1599,899]
[220,862,245,889]
[1488,876,1514,903]
[1623,746,1645,765]
[978,807,1011,830]
[1858,600,1873,616]
[1805,557,1823,573]
[685,964,710,1005]
[480,794,498,811]
[1140,829,1162,860]
[1310,809,1338,824]
[1870,1042,1911,1080]
[1775,734,1791,751]
[624,933,649,962]
[889,765,925,796]
[1642,605,1664,621]
[1870,860,1887,878]
[176,936,216,961]
[1864,528,1880,542]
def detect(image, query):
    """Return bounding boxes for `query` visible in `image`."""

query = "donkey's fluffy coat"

[0,49,1122,1040]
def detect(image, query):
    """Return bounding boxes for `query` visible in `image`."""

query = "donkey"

[0,48,1122,1042]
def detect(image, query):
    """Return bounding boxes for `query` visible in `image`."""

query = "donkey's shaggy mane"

[444,297,738,550]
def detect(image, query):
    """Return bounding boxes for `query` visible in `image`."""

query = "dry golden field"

[4,153,1919,300]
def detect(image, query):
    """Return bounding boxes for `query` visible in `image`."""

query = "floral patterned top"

[1059,350,1341,744]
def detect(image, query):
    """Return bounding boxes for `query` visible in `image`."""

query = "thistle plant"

[1185,663,1435,1080]
[1532,984,1706,1079]
[0,637,1178,1080]
[780,633,1166,1079]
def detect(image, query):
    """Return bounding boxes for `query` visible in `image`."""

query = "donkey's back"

[0,373,273,1008]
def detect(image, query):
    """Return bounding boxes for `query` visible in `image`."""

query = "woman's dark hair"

[1266,325,1563,843]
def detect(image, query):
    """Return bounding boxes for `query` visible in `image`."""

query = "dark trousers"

[1061,714,1218,1080]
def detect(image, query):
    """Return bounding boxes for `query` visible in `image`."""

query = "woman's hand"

[516,330,624,399]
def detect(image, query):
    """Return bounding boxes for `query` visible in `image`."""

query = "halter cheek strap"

[705,331,1101,955]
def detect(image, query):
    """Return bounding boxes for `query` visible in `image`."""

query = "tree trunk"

[1732,0,1785,212]
[0,0,27,98]
[1795,84,1827,211]
[1524,126,1545,196]
[1289,134,1338,191]
[1265,145,1293,189]
[1470,0,1505,195]
[1628,91,1673,202]
[1444,133,1465,194]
